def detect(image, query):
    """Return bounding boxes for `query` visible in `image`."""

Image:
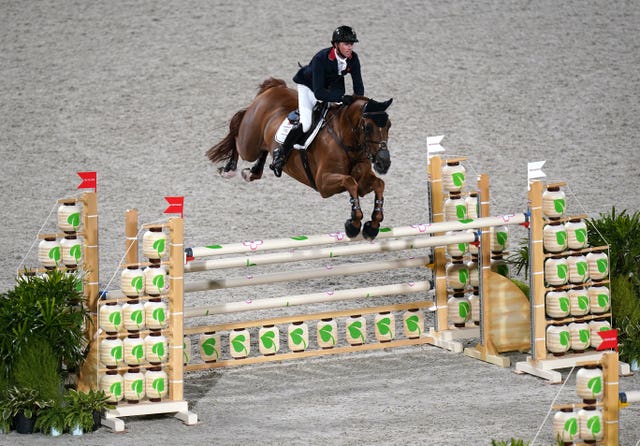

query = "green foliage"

[0,270,90,380]
[611,275,640,363]
[3,386,53,420]
[491,439,530,446]
[506,238,529,279]
[12,337,63,403]
[510,278,530,298]
[586,207,640,285]
[34,401,66,435]
[62,388,112,432]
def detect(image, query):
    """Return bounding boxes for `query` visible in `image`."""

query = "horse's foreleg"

[361,178,385,241]
[345,195,364,238]
[241,151,268,182]
[316,173,363,239]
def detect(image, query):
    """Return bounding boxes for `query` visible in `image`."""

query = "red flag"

[164,196,184,218]
[596,329,618,351]
[77,171,97,192]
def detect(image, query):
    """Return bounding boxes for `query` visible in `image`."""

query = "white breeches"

[296,84,317,132]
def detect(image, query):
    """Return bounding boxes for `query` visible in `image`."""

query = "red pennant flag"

[164,196,184,218]
[77,171,97,192]
[596,329,618,351]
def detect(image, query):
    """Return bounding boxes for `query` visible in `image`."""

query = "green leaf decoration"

[379,227,392,233]
[457,243,467,254]
[576,261,588,277]
[132,344,144,360]
[497,264,509,277]
[111,345,123,361]
[109,311,122,327]
[152,307,166,324]
[458,219,474,224]
[575,228,587,243]
[458,301,470,319]
[596,258,608,273]
[496,231,508,247]
[455,204,467,220]
[458,269,469,284]
[131,276,143,292]
[183,341,190,363]
[152,342,165,358]
[555,231,567,246]
[587,415,602,434]
[49,246,61,261]
[132,379,144,397]
[348,321,365,344]
[110,381,122,398]
[201,337,219,357]
[131,309,144,326]
[557,264,568,279]
[559,297,570,313]
[405,314,422,336]
[564,417,578,436]
[67,212,81,228]
[578,295,589,311]
[559,331,570,347]
[206,244,223,249]
[260,331,277,353]
[579,329,590,344]
[376,317,393,337]
[70,244,82,261]
[597,294,609,308]
[319,324,337,345]
[554,199,566,214]
[289,328,307,349]
[152,274,165,290]
[245,259,257,267]
[152,238,165,256]
[152,378,165,393]
[587,376,602,396]
[452,172,465,187]
[231,334,248,355]
[291,236,309,241]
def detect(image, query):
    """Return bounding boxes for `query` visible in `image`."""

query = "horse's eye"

[364,123,373,135]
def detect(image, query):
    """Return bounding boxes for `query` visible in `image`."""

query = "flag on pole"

[77,171,97,192]
[596,329,618,351]
[164,196,184,218]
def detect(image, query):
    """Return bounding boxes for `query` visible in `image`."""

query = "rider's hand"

[341,95,354,105]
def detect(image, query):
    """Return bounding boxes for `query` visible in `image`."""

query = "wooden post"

[125,208,139,265]
[602,351,619,445]
[478,174,498,357]
[77,191,99,391]
[528,181,547,360]
[167,218,185,401]
[428,155,448,332]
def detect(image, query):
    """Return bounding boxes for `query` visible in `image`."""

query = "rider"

[270,25,365,177]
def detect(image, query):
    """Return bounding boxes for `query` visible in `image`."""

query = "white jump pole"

[184,281,431,317]
[185,213,527,259]
[184,229,479,272]
[183,256,431,293]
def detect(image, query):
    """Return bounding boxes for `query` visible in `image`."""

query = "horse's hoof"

[362,221,379,241]
[344,219,361,239]
[241,168,259,182]
[218,167,237,178]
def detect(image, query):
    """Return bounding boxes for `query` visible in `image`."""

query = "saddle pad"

[275,118,295,144]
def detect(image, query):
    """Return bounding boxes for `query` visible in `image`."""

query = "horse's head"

[350,98,393,175]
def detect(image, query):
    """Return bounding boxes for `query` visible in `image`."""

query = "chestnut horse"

[206,78,392,240]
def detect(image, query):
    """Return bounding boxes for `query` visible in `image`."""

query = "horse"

[206,77,392,240]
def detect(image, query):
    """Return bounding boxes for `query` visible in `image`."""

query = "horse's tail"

[206,108,246,163]
[257,77,287,95]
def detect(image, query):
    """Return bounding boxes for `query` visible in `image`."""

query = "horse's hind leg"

[241,151,268,182]
[218,151,239,178]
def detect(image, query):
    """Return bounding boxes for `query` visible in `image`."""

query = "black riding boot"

[270,124,303,177]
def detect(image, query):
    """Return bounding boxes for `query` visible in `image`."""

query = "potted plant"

[4,386,53,434]
[0,398,12,434]
[34,402,66,436]
[62,389,99,435]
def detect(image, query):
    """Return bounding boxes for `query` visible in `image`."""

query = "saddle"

[274,103,330,149]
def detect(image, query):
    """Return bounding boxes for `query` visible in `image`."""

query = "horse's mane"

[257,77,287,95]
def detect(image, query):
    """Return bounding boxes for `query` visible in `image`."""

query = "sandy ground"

[1,0,640,444]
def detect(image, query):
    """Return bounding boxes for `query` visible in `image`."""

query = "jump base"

[515,352,632,383]
[102,400,197,432]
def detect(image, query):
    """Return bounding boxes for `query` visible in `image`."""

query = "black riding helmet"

[332,25,358,44]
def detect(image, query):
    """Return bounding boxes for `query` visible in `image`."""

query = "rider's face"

[336,42,354,58]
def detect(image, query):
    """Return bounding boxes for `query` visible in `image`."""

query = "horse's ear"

[383,98,393,110]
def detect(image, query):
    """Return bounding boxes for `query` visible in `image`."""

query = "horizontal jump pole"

[183,280,431,317]
[184,230,478,273]
[185,213,527,259]
[183,256,431,294]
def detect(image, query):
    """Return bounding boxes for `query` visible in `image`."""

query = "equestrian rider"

[270,25,365,177]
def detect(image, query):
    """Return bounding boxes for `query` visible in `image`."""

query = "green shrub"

[12,337,63,403]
